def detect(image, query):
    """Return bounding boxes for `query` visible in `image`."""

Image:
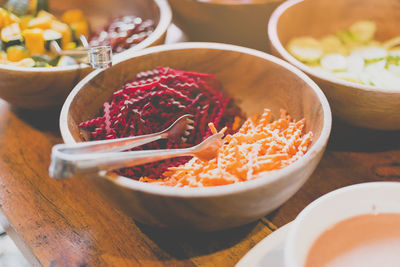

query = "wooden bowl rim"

[0,0,172,73]
[60,42,332,197]
[268,0,400,94]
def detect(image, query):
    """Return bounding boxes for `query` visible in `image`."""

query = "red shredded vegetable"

[89,16,155,53]
[79,67,244,179]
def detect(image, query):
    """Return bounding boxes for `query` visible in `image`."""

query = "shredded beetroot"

[89,16,155,53]
[79,67,244,179]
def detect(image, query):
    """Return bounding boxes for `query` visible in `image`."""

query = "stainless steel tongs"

[49,115,224,179]
[50,35,113,69]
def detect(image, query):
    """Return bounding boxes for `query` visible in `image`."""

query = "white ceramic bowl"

[285,182,400,267]
[60,42,331,231]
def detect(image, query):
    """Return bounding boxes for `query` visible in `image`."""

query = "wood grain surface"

[0,98,398,266]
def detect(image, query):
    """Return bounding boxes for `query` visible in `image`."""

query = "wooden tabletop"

[0,99,399,266]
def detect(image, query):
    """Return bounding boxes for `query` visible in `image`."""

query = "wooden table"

[0,99,398,266]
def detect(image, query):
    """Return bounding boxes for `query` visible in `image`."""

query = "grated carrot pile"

[140,109,313,187]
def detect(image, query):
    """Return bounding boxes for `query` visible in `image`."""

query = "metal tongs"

[50,35,113,69]
[49,115,224,179]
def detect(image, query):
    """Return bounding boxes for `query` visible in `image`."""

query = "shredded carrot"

[139,108,313,187]
[232,116,242,131]
[208,122,218,134]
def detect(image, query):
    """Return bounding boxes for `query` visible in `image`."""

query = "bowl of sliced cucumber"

[0,0,171,109]
[268,0,400,130]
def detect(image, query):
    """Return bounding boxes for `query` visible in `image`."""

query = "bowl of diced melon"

[0,0,171,109]
[268,0,400,130]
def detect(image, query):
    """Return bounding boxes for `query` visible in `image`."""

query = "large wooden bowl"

[168,0,283,52]
[0,0,171,109]
[268,0,400,130]
[59,42,331,231]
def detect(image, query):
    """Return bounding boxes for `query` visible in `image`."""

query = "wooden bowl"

[268,0,400,130]
[0,0,171,109]
[168,0,283,52]
[60,42,331,231]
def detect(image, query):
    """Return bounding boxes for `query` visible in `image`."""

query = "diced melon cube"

[50,20,72,49]
[23,28,45,54]
[6,45,29,62]
[62,9,85,24]
[70,21,89,39]
[28,16,52,29]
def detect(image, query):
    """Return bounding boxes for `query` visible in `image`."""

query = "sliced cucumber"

[57,55,77,66]
[1,23,23,49]
[321,35,346,54]
[388,49,400,59]
[364,60,389,88]
[368,68,400,90]
[387,50,400,66]
[34,61,50,67]
[5,0,30,16]
[366,59,387,69]
[2,35,23,48]
[388,64,400,77]
[287,37,323,63]
[352,46,388,62]
[349,20,376,43]
[320,54,347,72]
[48,55,60,66]
[336,30,355,45]
[287,19,400,90]
[346,53,365,73]
[31,54,51,63]
[43,29,62,51]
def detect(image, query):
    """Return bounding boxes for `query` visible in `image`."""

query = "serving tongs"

[50,35,113,69]
[49,115,224,179]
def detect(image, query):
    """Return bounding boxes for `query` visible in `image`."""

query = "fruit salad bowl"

[0,0,171,109]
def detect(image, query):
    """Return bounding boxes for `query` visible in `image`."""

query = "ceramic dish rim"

[284,181,400,267]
